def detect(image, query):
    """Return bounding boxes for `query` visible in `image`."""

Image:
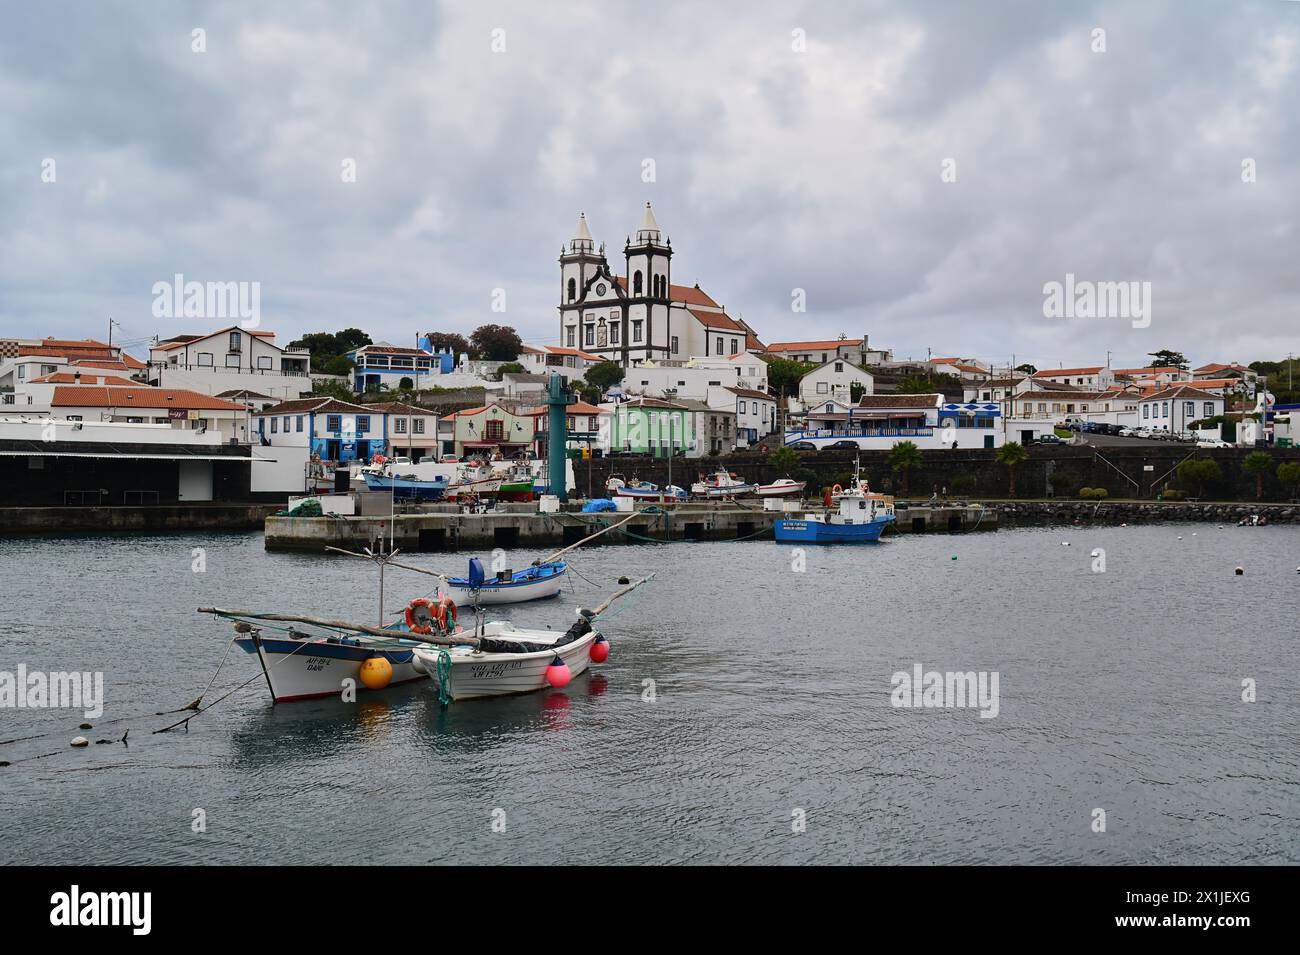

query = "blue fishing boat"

[442,557,567,605]
[774,459,894,544]
[362,472,449,500]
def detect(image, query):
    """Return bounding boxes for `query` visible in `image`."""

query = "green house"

[611,398,694,456]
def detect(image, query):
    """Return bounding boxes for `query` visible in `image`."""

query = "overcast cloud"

[0,0,1296,369]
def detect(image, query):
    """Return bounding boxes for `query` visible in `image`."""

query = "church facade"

[558,203,763,368]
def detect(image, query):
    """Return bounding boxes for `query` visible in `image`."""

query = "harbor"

[264,498,996,550]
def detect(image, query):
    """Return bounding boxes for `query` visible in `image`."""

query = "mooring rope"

[435,649,452,706]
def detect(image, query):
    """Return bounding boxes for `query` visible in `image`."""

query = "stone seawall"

[0,504,281,534]
[989,500,1299,526]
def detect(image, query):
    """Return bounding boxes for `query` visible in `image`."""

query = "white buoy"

[1061,541,1070,546]
[1177,536,1183,540]
[70,736,89,748]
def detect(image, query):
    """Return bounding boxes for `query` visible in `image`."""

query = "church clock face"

[595,283,607,296]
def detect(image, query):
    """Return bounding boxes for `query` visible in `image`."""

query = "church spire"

[635,202,663,245]
[569,212,595,254]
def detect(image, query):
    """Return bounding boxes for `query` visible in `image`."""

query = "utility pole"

[107,317,120,350]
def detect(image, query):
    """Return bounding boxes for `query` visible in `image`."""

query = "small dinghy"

[442,557,566,605]
[755,478,806,497]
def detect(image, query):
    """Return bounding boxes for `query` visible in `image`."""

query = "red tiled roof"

[365,401,437,416]
[545,346,603,361]
[1144,385,1223,402]
[31,373,136,385]
[725,387,773,400]
[259,397,372,416]
[614,276,719,307]
[70,359,133,371]
[51,387,245,411]
[856,394,943,409]
[526,401,609,416]
[767,340,863,352]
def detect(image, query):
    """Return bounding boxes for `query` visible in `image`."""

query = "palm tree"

[888,440,922,496]
[1277,461,1300,502]
[995,441,1028,497]
[1243,451,1272,501]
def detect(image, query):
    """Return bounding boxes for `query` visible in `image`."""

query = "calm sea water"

[0,525,1296,865]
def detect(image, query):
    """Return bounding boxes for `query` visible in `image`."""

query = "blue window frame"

[356,415,370,433]
[327,414,342,432]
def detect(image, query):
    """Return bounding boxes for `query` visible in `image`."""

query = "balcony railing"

[789,427,936,439]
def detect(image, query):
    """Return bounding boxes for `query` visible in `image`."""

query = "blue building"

[348,342,455,393]
[253,397,388,464]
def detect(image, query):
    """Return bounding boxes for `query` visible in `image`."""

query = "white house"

[149,326,312,402]
[790,393,1004,450]
[623,364,747,402]
[1031,366,1116,390]
[765,337,892,365]
[46,385,252,444]
[684,351,770,392]
[707,386,775,448]
[519,345,604,374]
[1,337,147,404]
[254,397,389,464]
[797,358,875,409]
[1139,385,1224,433]
[364,401,440,462]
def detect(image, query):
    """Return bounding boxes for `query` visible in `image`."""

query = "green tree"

[495,361,526,378]
[1148,349,1188,370]
[849,381,866,403]
[898,372,961,396]
[333,328,372,353]
[311,378,355,401]
[762,356,814,399]
[424,332,471,357]
[1243,451,1273,500]
[768,446,799,472]
[470,324,523,360]
[887,440,922,496]
[584,361,625,391]
[1276,461,1300,500]
[1014,363,1038,376]
[995,441,1028,497]
[398,376,414,390]
[322,354,354,376]
[1177,458,1221,498]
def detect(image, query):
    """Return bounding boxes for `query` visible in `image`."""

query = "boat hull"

[443,565,566,604]
[773,516,893,543]
[692,483,756,499]
[413,628,599,701]
[755,481,806,497]
[235,635,427,703]
[362,474,448,500]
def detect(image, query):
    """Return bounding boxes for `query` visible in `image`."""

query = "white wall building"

[1031,366,1117,390]
[1139,386,1224,433]
[797,358,875,409]
[149,326,312,402]
[788,394,1004,450]
[46,385,252,444]
[707,386,776,448]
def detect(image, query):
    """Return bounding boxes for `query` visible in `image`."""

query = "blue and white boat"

[607,476,687,502]
[442,557,567,605]
[363,471,449,500]
[774,460,894,544]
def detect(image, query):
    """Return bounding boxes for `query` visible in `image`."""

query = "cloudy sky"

[1,0,1296,370]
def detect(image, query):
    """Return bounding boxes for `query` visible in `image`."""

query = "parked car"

[1118,427,1137,437]
[1197,439,1230,448]
[789,442,817,451]
[825,440,861,450]
[1134,428,1153,439]
[1035,434,1063,445]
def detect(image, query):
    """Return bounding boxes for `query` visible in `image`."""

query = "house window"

[127,416,144,424]
[633,271,643,295]
[1204,402,1214,418]
[835,362,844,373]
[671,336,679,354]
[283,416,290,432]
[716,337,723,353]
[632,321,643,343]
[394,418,407,434]
[414,418,425,434]
[271,418,278,433]
[327,414,342,432]
[258,419,265,434]
[16,366,24,379]
[585,325,595,347]
[1143,405,1149,419]
[738,400,747,414]
[257,356,272,370]
[730,339,739,355]
[484,419,504,441]
[817,382,828,394]
[197,352,213,367]
[610,323,620,344]
[66,415,82,421]
[296,416,304,432]
[567,278,576,302]
[229,331,241,352]
[225,354,240,367]
[356,416,370,432]
[1184,401,1194,417]
[1162,401,1169,416]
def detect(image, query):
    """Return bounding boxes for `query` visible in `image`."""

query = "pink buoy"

[590,635,609,663]
[545,655,571,688]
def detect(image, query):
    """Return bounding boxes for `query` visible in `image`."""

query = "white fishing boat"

[410,615,602,701]
[754,478,807,497]
[199,573,652,705]
[607,475,686,502]
[691,469,755,499]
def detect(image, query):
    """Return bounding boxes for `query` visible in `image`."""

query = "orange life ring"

[405,598,438,635]
[832,483,843,494]
[436,594,458,632]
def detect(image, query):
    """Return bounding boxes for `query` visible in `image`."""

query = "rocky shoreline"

[986,500,1298,526]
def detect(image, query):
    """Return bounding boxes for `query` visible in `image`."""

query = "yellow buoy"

[358,656,394,690]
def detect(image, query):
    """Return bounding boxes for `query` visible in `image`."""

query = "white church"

[558,203,763,368]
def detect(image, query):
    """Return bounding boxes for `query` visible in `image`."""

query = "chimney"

[74,370,81,383]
